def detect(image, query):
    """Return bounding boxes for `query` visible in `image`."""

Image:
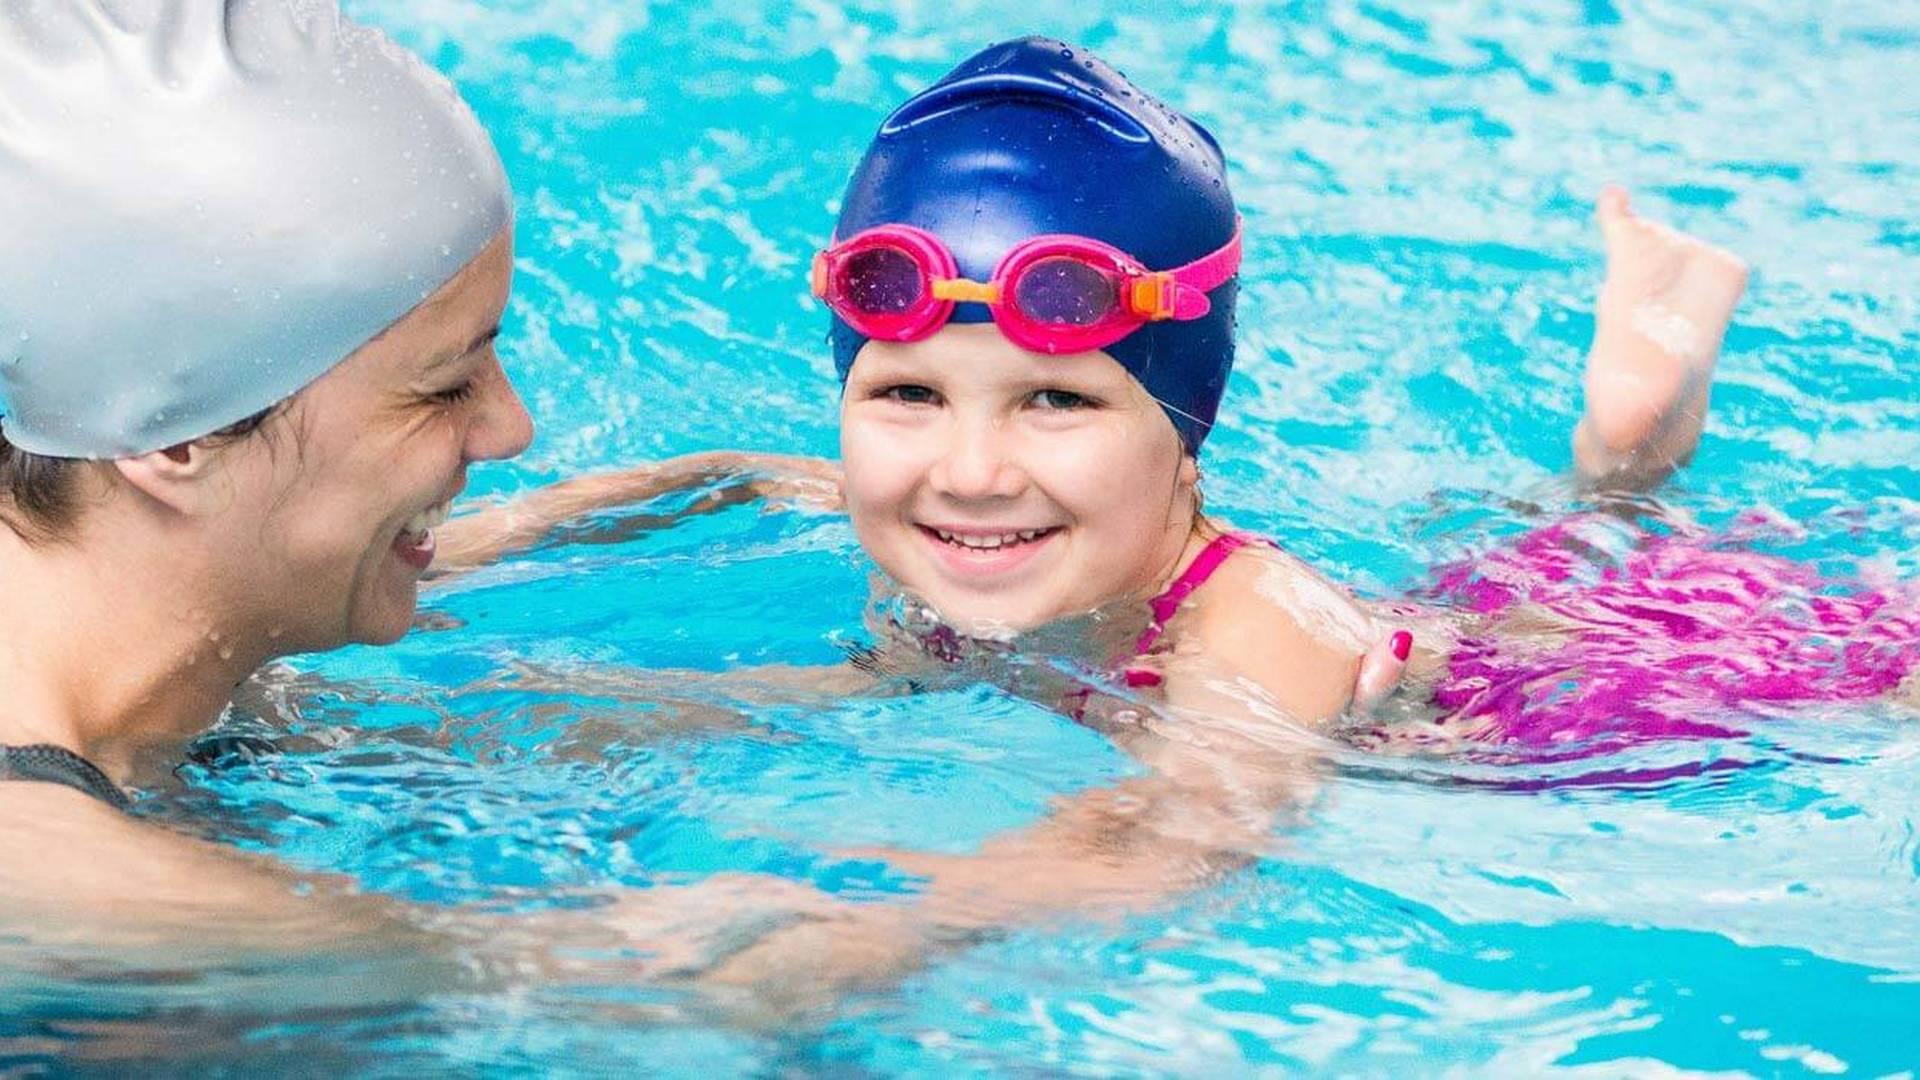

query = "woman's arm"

[696,681,1331,1006]
[0,781,844,993]
[699,577,1415,999]
[433,451,842,573]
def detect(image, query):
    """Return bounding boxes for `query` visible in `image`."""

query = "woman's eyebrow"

[425,324,502,371]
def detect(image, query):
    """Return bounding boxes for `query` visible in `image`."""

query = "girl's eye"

[427,382,477,405]
[881,384,939,405]
[1031,388,1093,410]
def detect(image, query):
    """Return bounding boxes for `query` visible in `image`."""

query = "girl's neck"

[0,527,267,782]
[1141,514,1225,607]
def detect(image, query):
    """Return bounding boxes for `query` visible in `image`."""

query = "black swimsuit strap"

[0,743,132,812]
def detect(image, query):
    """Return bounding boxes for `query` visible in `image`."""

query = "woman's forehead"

[355,234,513,374]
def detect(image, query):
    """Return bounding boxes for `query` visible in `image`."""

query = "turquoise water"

[10,0,1920,1073]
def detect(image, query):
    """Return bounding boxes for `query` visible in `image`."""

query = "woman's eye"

[427,382,477,405]
[882,384,939,405]
[1031,388,1093,410]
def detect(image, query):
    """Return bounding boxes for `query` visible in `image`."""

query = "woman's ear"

[110,442,226,516]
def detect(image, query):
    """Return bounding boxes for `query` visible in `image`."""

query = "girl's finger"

[1352,629,1413,716]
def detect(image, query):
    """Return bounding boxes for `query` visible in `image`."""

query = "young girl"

[438,38,1789,741]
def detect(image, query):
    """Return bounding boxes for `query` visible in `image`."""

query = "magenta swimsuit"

[1123,531,1270,689]
[1420,515,1920,751]
[1133,521,1919,752]
[912,518,1918,752]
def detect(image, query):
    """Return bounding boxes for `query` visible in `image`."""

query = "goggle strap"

[1166,219,1244,296]
[809,252,830,298]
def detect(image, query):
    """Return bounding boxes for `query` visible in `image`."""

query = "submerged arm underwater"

[678,676,1347,1011]
[0,777,901,1015]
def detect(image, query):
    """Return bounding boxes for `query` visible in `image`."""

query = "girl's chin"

[912,590,1059,639]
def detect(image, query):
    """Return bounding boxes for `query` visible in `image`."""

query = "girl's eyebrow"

[852,362,937,382]
[1013,365,1121,388]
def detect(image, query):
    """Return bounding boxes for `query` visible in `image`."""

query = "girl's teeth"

[933,528,1050,549]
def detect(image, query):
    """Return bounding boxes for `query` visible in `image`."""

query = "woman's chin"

[348,586,422,647]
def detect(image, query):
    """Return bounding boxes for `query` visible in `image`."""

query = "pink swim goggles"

[811,221,1243,355]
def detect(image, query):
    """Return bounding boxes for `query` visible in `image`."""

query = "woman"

[0,0,839,979]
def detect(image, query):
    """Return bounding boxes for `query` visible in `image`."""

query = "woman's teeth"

[930,527,1054,550]
[400,499,453,541]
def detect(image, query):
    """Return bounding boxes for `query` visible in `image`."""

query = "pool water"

[9,0,1920,1074]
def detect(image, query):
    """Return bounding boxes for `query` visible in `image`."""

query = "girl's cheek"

[844,449,915,508]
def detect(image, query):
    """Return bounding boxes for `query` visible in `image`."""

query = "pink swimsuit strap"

[1124,531,1268,688]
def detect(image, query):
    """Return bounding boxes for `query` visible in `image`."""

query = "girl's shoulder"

[1164,529,1376,723]
[1195,531,1373,648]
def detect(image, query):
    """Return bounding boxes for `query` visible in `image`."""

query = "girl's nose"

[927,415,1026,501]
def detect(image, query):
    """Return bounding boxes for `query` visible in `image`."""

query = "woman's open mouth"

[393,498,454,571]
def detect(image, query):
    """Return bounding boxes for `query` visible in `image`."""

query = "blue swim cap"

[829,37,1238,452]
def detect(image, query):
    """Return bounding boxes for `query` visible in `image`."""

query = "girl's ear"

[110,442,224,516]
[1178,453,1200,492]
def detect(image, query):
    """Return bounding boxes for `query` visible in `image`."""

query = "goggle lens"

[1011,257,1118,327]
[838,246,925,315]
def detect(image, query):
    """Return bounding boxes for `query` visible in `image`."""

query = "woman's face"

[216,229,533,650]
[839,323,1197,635]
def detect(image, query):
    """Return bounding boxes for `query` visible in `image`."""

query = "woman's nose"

[466,358,535,462]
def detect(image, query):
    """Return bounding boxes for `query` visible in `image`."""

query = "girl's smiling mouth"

[917,523,1062,578]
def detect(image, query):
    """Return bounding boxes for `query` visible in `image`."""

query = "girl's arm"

[851,550,1410,924]
[433,451,843,573]
[1153,540,1394,724]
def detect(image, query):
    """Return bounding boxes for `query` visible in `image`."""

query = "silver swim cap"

[0,0,511,458]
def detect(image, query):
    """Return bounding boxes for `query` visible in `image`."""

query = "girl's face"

[840,323,1198,635]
